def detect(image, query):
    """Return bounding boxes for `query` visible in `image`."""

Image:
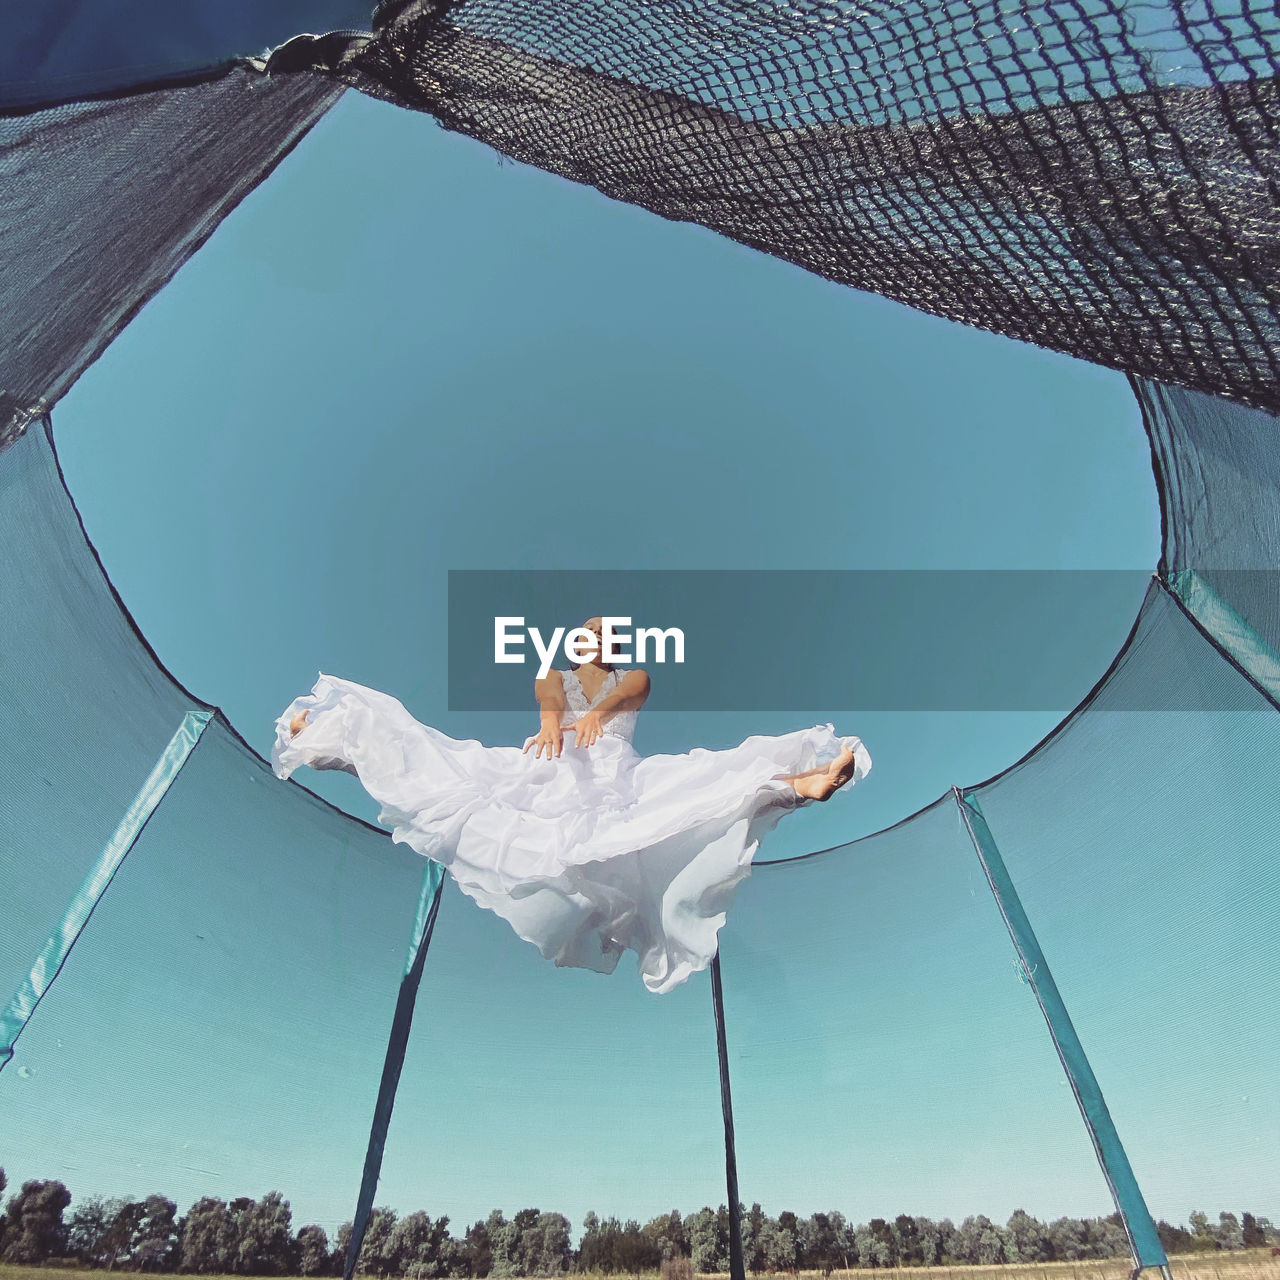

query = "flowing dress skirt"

[272,673,871,993]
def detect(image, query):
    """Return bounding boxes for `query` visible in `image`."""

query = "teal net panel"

[0,713,426,1235]
[369,878,729,1228]
[0,415,425,1232]
[0,420,195,1005]
[718,799,1117,1226]
[1137,377,1280,695]
[969,581,1280,1219]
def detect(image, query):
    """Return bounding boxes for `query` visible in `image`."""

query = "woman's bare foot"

[789,742,858,802]
[289,709,310,737]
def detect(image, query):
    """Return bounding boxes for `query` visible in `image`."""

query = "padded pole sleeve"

[954,788,1168,1272]
[0,709,213,1070]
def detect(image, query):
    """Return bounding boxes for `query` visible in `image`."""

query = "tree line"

[1,1168,1274,1277]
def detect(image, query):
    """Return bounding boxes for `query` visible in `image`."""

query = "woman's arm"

[590,669,651,721]
[569,669,650,748]
[524,669,567,759]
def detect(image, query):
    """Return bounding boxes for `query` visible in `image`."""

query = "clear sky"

[10,84,1238,1241]
[49,91,1158,852]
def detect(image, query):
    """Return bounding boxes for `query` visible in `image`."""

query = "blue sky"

[8,85,1227,1238]
[50,89,1158,853]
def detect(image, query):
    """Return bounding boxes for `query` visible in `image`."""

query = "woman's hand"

[524,722,564,760]
[530,669,566,760]
[570,709,606,749]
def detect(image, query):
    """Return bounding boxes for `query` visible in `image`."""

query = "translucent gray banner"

[445,569,1257,711]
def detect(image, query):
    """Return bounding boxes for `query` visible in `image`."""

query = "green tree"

[587,1215,662,1274]
[774,1212,801,1270]
[1189,1212,1215,1249]
[1156,1220,1194,1254]
[852,1225,888,1268]
[236,1193,295,1275]
[621,1218,661,1273]
[389,1210,457,1278]
[388,1210,434,1277]
[1,1178,72,1263]
[915,1218,944,1266]
[488,1209,531,1278]
[577,1212,609,1272]
[801,1212,851,1273]
[101,1201,147,1270]
[938,1220,959,1265]
[756,1218,796,1272]
[869,1220,897,1267]
[1005,1210,1053,1263]
[334,1222,354,1276]
[517,1211,571,1276]
[181,1198,239,1273]
[296,1224,331,1276]
[953,1215,1008,1265]
[740,1204,766,1273]
[890,1215,922,1267]
[1091,1214,1129,1260]
[133,1196,180,1271]
[1046,1218,1090,1262]
[229,1197,258,1265]
[463,1217,495,1277]
[358,1208,400,1277]
[1216,1213,1244,1251]
[437,1230,468,1277]
[641,1211,687,1263]
[685,1207,730,1275]
[67,1196,125,1266]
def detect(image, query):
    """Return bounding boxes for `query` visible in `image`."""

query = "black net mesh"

[324,0,1280,413]
[0,67,343,446]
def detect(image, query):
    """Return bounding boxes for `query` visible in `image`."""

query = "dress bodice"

[561,666,638,745]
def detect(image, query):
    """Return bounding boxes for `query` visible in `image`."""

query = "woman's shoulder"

[534,667,566,686]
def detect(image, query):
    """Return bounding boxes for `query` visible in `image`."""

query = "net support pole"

[1163,569,1280,711]
[344,861,447,1280]
[710,953,747,1280]
[953,788,1171,1280]
[0,709,213,1072]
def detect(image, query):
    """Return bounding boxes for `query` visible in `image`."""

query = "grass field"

[2,1254,1277,1280]
[803,1254,1280,1280]
[706,1257,1280,1280]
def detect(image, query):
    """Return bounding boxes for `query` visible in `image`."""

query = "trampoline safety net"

[2,0,1280,1278]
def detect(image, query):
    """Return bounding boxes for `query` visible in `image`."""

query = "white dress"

[271,668,871,993]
